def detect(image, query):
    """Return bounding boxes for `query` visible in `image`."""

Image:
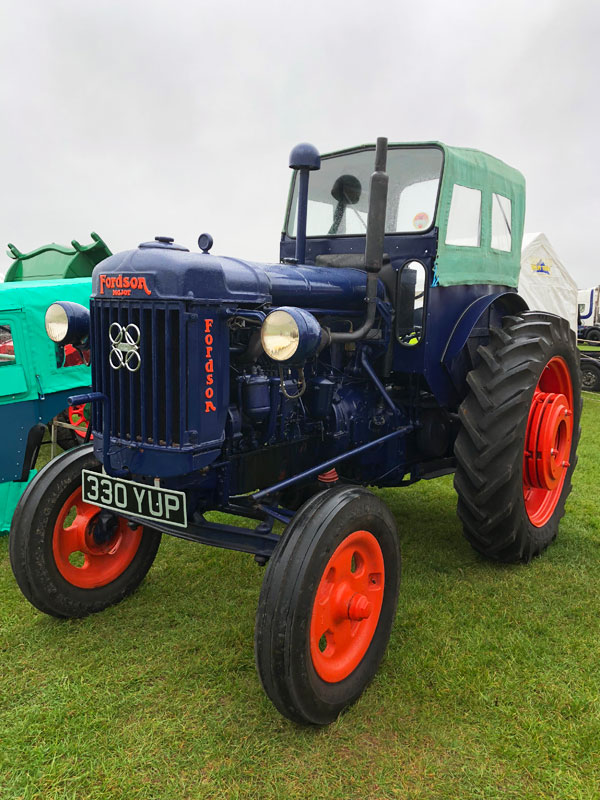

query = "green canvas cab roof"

[433,143,525,287]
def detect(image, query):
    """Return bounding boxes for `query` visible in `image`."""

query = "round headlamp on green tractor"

[261,307,322,364]
[44,302,90,347]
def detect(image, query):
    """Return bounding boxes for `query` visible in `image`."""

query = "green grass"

[2,398,600,800]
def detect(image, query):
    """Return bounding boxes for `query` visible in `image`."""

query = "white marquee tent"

[518,232,578,332]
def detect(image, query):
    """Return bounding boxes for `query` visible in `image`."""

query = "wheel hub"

[52,486,143,588]
[310,529,384,683]
[524,391,572,491]
[523,356,574,528]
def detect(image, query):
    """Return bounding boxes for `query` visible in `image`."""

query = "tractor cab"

[281,142,525,348]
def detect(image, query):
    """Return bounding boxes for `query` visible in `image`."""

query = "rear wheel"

[255,486,400,725]
[454,312,581,563]
[9,446,161,618]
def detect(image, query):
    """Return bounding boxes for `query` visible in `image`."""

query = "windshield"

[286,146,443,238]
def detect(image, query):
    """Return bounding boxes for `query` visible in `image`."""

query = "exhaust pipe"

[329,137,389,343]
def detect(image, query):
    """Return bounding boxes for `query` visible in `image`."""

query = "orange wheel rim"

[52,487,143,589]
[68,404,90,440]
[523,356,574,527]
[310,530,385,683]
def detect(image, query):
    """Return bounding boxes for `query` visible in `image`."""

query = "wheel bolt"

[348,593,372,620]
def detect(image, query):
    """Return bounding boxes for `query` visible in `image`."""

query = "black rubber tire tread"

[581,360,600,392]
[9,445,161,618]
[587,327,600,342]
[454,311,581,563]
[255,485,400,725]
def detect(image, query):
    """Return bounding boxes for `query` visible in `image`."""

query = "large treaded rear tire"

[454,312,581,563]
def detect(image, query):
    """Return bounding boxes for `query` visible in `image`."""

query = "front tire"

[454,312,581,563]
[255,486,400,725]
[9,445,161,618]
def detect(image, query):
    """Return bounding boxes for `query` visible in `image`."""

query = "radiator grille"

[91,299,187,446]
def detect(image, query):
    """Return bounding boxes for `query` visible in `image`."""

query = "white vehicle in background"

[578,286,600,341]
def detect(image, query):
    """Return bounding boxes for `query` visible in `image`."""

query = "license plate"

[82,470,187,528]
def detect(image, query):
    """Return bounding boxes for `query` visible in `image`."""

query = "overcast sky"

[1,0,598,286]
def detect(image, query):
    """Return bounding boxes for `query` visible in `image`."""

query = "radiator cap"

[138,236,189,251]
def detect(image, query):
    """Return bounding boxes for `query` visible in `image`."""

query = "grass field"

[1,397,600,799]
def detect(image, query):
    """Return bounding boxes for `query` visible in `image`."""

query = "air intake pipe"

[328,136,389,344]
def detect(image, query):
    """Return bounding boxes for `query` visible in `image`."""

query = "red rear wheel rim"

[52,487,143,589]
[310,530,385,683]
[523,356,574,527]
[68,404,90,440]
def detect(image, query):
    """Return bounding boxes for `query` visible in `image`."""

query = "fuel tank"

[91,239,374,309]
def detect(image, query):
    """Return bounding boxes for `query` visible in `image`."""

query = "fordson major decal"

[204,319,216,413]
[99,274,153,297]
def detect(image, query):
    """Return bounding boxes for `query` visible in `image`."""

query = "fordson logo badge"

[109,323,141,372]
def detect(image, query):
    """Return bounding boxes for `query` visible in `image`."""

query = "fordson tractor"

[10,140,581,725]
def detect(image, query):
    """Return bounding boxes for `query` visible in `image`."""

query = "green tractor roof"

[4,232,111,283]
[433,143,525,288]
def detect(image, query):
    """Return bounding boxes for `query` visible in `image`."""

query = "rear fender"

[441,292,528,400]
[442,291,528,364]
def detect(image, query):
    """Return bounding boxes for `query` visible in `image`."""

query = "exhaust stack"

[329,136,389,343]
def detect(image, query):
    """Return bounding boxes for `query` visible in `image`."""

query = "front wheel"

[255,486,400,725]
[9,445,161,618]
[454,312,581,563]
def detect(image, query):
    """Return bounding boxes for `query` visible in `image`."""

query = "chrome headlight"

[261,307,322,364]
[45,302,90,346]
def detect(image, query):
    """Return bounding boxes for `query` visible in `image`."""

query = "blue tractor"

[10,139,581,724]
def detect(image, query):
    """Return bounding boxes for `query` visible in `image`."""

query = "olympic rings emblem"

[109,322,141,373]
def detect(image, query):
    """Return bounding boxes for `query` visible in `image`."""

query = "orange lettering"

[205,401,216,413]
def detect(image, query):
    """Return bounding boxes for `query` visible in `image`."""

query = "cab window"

[445,185,481,247]
[0,324,16,366]
[491,193,512,252]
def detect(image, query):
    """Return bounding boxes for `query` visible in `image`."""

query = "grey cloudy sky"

[1,0,598,286]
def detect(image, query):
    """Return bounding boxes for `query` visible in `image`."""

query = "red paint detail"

[310,529,385,683]
[204,319,216,412]
[523,356,574,527]
[318,468,339,484]
[348,593,373,620]
[98,274,151,296]
[52,487,143,589]
[68,404,92,440]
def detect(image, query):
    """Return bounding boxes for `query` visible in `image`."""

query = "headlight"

[45,304,69,343]
[261,309,300,361]
[261,307,322,364]
[45,302,90,346]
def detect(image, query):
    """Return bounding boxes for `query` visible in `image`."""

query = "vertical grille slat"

[91,298,185,449]
[165,309,172,446]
